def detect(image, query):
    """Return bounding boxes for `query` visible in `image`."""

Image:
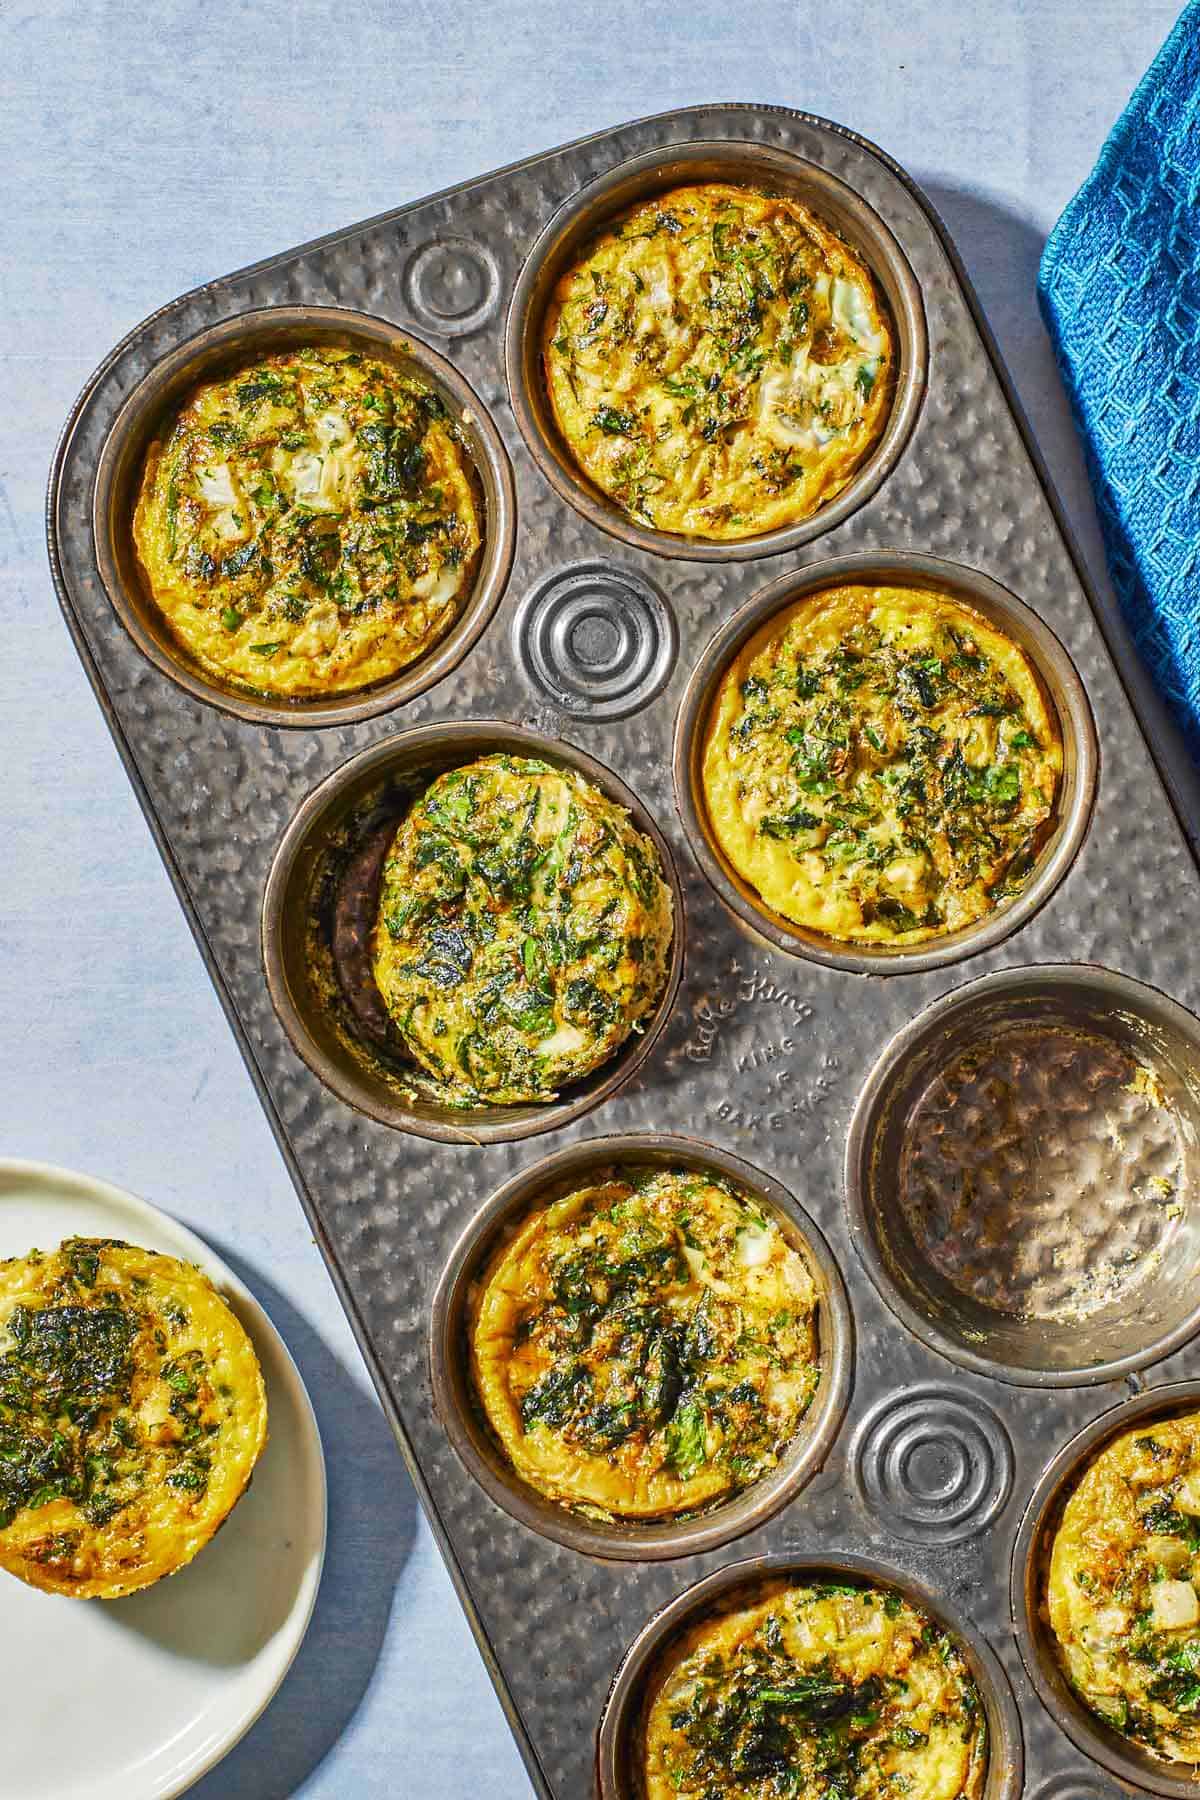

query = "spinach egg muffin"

[470,1168,820,1517]
[1048,1411,1200,1761]
[641,1578,987,1798]
[702,583,1062,944]
[542,183,891,540]
[133,345,482,698]
[0,1237,267,1599]
[371,755,673,1105]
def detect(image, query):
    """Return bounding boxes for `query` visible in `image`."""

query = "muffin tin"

[45,102,1200,1799]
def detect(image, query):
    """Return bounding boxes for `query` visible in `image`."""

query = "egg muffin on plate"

[134,345,481,698]
[543,183,892,540]
[0,1237,267,1598]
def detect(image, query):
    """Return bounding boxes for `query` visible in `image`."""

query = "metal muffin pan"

[45,102,1200,1798]
[429,1133,852,1560]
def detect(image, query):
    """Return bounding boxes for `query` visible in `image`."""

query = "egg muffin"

[641,1578,987,1799]
[1047,1411,1200,1761]
[371,755,673,1104]
[133,344,482,698]
[702,584,1061,944]
[470,1168,819,1518]
[0,1237,267,1599]
[542,183,892,540]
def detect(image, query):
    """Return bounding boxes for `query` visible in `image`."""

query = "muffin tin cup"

[846,963,1200,1385]
[92,305,517,727]
[504,138,927,562]
[1012,1379,1200,1797]
[261,721,685,1144]
[596,1552,1023,1799]
[673,549,1099,975]
[429,1134,852,1559]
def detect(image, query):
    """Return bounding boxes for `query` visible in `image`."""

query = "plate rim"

[0,1156,329,1800]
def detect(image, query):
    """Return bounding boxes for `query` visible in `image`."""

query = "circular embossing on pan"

[1028,1778,1123,1800]
[853,1386,1013,1544]
[514,563,677,720]
[404,237,501,337]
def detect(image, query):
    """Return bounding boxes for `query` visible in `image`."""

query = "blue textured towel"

[1040,4,1200,760]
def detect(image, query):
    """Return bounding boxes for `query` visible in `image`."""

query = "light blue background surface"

[0,3,1187,1794]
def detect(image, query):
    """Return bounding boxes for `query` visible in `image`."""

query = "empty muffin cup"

[93,305,516,725]
[846,964,1200,1384]
[261,723,684,1143]
[429,1134,852,1557]
[1013,1379,1200,1797]
[505,139,926,561]
[596,1552,1022,1799]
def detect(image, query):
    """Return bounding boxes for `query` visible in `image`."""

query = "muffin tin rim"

[428,1130,853,1561]
[260,720,686,1144]
[90,302,518,728]
[844,960,1200,1386]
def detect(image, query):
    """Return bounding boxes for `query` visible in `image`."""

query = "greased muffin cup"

[674,550,1097,974]
[1013,1382,1200,1798]
[846,963,1200,1385]
[596,1554,1022,1800]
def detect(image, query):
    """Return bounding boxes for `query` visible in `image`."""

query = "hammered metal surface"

[45,104,1196,1800]
[897,1026,1186,1321]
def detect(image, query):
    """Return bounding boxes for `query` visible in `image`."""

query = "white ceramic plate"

[0,1160,327,1800]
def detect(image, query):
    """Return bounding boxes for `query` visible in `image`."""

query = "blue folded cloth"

[1039,4,1200,760]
